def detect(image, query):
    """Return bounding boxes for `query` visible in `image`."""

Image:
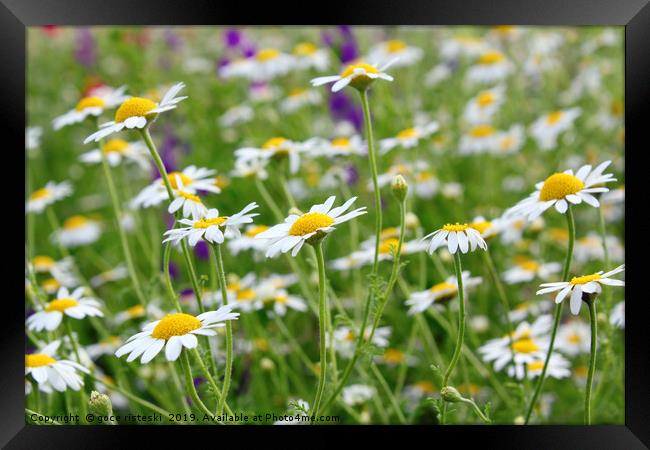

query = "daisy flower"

[26,126,42,153]
[342,384,376,407]
[167,175,208,220]
[502,256,562,284]
[536,264,625,315]
[508,299,553,322]
[52,86,127,130]
[463,85,505,125]
[163,203,259,246]
[377,348,417,366]
[440,35,489,60]
[219,103,254,127]
[90,264,129,287]
[114,306,239,363]
[529,107,581,151]
[459,124,499,155]
[230,156,269,180]
[311,60,396,92]
[505,161,616,220]
[86,335,123,360]
[574,233,624,263]
[255,196,367,257]
[379,121,439,154]
[465,50,512,84]
[422,223,488,255]
[79,138,149,169]
[307,135,366,158]
[405,271,482,315]
[555,320,591,356]
[330,326,391,359]
[83,82,187,143]
[235,137,306,175]
[507,353,571,380]
[292,42,330,71]
[26,181,73,214]
[280,88,322,114]
[227,224,272,255]
[610,301,625,329]
[25,341,90,392]
[366,40,423,68]
[263,290,308,316]
[241,48,295,81]
[51,215,102,248]
[26,287,103,332]
[492,124,525,156]
[30,255,78,287]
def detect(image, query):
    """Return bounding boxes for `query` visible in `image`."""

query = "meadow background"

[25,26,624,425]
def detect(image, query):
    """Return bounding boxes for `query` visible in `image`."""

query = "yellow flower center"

[477,91,496,107]
[274,295,288,304]
[236,289,256,301]
[549,227,568,241]
[416,171,434,182]
[167,172,192,189]
[527,360,545,372]
[575,366,588,377]
[478,51,505,65]
[63,215,89,229]
[151,313,202,340]
[470,125,495,138]
[178,191,201,203]
[33,255,55,270]
[254,338,269,351]
[344,330,356,342]
[214,175,230,189]
[256,48,280,61]
[30,188,51,200]
[397,128,418,140]
[293,42,317,56]
[289,212,335,236]
[546,111,564,125]
[26,353,56,368]
[512,338,540,354]
[75,96,106,111]
[415,380,435,393]
[610,100,623,116]
[340,63,379,78]
[494,25,515,34]
[499,136,515,150]
[514,256,540,272]
[539,173,585,201]
[193,216,227,229]
[102,138,129,154]
[431,281,456,293]
[443,223,470,232]
[126,304,145,318]
[383,349,405,364]
[470,221,492,234]
[379,238,400,254]
[570,273,601,285]
[568,333,582,344]
[385,40,407,53]
[245,225,269,237]
[45,298,78,312]
[380,227,399,239]
[41,278,60,292]
[114,97,158,123]
[331,137,351,148]
[262,137,289,154]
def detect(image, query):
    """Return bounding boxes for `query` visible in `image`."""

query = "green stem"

[370,363,407,424]
[163,242,183,312]
[190,348,236,417]
[310,242,328,423]
[87,373,172,418]
[525,206,575,423]
[212,243,233,416]
[585,300,598,424]
[442,252,466,388]
[179,351,214,420]
[482,249,515,360]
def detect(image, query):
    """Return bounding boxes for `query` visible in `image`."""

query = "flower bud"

[391,175,408,202]
[260,357,275,371]
[88,390,114,418]
[405,212,420,230]
[440,386,463,403]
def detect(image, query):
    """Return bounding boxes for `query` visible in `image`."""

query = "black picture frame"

[5,0,648,447]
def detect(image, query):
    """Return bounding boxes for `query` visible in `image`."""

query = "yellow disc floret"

[151,313,202,340]
[63,215,89,229]
[546,111,564,125]
[256,48,280,62]
[331,137,351,148]
[569,273,601,285]
[33,255,55,270]
[102,138,129,154]
[539,173,585,201]
[76,96,106,112]
[46,298,79,312]
[293,42,317,56]
[262,137,287,150]
[478,51,505,65]
[30,188,51,200]
[236,289,256,302]
[512,338,540,354]
[114,97,157,123]
[470,220,492,235]
[289,212,335,236]
[340,62,379,78]
[245,225,269,238]
[379,238,400,254]
[167,172,192,189]
[470,125,495,138]
[178,191,201,203]
[477,91,496,107]
[527,360,545,372]
[26,353,56,368]
[383,348,405,364]
[193,216,227,229]
[397,128,418,140]
[443,223,470,232]
[385,40,407,53]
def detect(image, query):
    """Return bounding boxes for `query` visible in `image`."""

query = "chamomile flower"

[280,88,322,114]
[30,255,78,287]
[292,42,330,71]
[26,181,73,214]
[505,161,616,220]
[459,124,499,155]
[90,264,129,287]
[367,40,423,68]
[86,336,124,360]
[263,289,308,316]
[51,215,102,248]
[379,122,439,154]
[529,108,581,151]
[492,124,525,156]
[465,50,512,84]
[405,272,482,315]
[440,35,489,60]
[26,126,42,153]
[218,103,254,127]
[422,223,488,255]
[83,82,187,143]
[167,175,208,220]
[79,138,149,169]
[52,86,127,130]
[463,85,505,125]
[114,306,239,363]
[342,384,376,406]
[25,341,90,392]
[27,287,103,332]
[331,326,391,359]
[243,48,295,81]
[227,224,271,255]
[312,135,366,158]
[508,299,553,322]
[162,203,259,246]
[235,137,306,175]
[377,348,417,366]
[574,233,624,263]
[555,320,591,356]
[508,353,571,380]
[256,196,366,257]
[610,301,625,329]
[536,264,625,315]
[230,156,269,180]
[502,256,562,284]
[311,60,396,92]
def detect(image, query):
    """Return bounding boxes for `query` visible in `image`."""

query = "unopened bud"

[440,386,463,403]
[391,175,408,202]
[88,391,114,418]
[260,357,275,371]
[405,212,420,230]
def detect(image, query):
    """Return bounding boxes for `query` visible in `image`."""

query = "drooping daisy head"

[422,222,488,255]
[84,82,187,143]
[25,340,90,392]
[26,181,73,214]
[536,264,625,315]
[505,161,616,220]
[52,85,127,130]
[163,203,259,247]
[26,286,103,332]
[115,306,239,363]
[311,59,396,92]
[255,196,367,257]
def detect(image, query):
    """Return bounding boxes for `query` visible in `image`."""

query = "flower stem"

[179,351,215,420]
[310,242,328,423]
[482,249,515,361]
[442,252,466,388]
[211,243,234,416]
[585,300,598,424]
[525,205,575,423]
